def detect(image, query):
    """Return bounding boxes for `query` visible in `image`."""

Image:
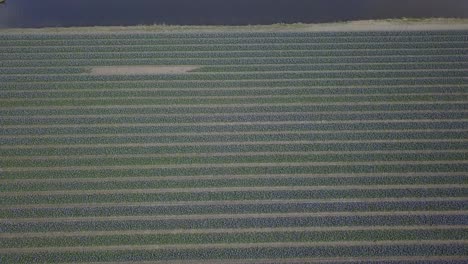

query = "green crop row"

[0,67,88,75]
[1,94,466,107]
[4,86,467,99]
[2,175,466,192]
[0,120,468,138]
[2,35,467,47]
[2,229,465,248]
[1,162,466,180]
[1,129,465,145]
[1,101,465,117]
[2,42,467,54]
[1,152,465,168]
[2,200,465,218]
[2,243,465,263]
[1,55,466,68]
[1,71,466,83]
[2,212,464,232]
[2,49,465,61]
[1,101,465,116]
[1,35,466,47]
[1,30,467,40]
[192,62,468,72]
[0,112,465,127]
[1,187,466,205]
[2,78,465,91]
[3,146,467,163]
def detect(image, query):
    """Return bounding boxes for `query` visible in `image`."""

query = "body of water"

[0,0,467,28]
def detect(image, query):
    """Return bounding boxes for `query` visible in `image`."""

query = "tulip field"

[0,28,467,263]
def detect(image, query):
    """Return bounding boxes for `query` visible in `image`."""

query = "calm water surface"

[0,0,467,28]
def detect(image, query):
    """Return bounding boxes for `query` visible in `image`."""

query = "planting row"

[1,30,467,40]
[2,120,466,137]
[1,70,466,83]
[1,151,466,169]
[1,228,466,248]
[2,78,466,91]
[1,101,466,116]
[0,239,465,263]
[0,111,466,126]
[2,35,467,48]
[2,174,465,192]
[2,42,467,54]
[2,49,466,61]
[2,86,466,99]
[1,162,466,179]
[1,94,466,107]
[2,55,466,68]
[1,187,467,206]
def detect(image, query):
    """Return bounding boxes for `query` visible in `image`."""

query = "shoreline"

[1,18,468,34]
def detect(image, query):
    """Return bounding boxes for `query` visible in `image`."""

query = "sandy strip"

[89,66,199,75]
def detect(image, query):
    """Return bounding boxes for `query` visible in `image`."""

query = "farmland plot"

[0,29,467,263]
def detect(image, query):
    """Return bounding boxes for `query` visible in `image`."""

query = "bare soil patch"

[89,66,199,75]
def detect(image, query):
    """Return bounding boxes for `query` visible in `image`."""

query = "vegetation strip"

[2,139,466,150]
[2,101,465,111]
[3,161,467,173]
[1,129,466,140]
[2,210,467,223]
[59,256,468,264]
[3,149,466,161]
[2,75,466,84]
[2,172,465,185]
[0,28,465,261]
[2,35,466,44]
[1,40,465,47]
[1,225,465,239]
[1,32,465,39]
[2,54,466,66]
[2,110,466,120]
[0,240,466,254]
[2,93,461,100]
[2,197,465,210]
[3,84,468,94]
[2,62,468,74]
[1,184,464,197]
[3,119,467,131]
[0,47,463,55]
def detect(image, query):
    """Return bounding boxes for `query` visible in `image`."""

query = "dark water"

[0,0,467,28]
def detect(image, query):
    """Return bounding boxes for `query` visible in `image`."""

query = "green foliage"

[0,29,467,262]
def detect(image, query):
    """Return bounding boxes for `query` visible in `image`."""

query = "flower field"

[0,28,467,263]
